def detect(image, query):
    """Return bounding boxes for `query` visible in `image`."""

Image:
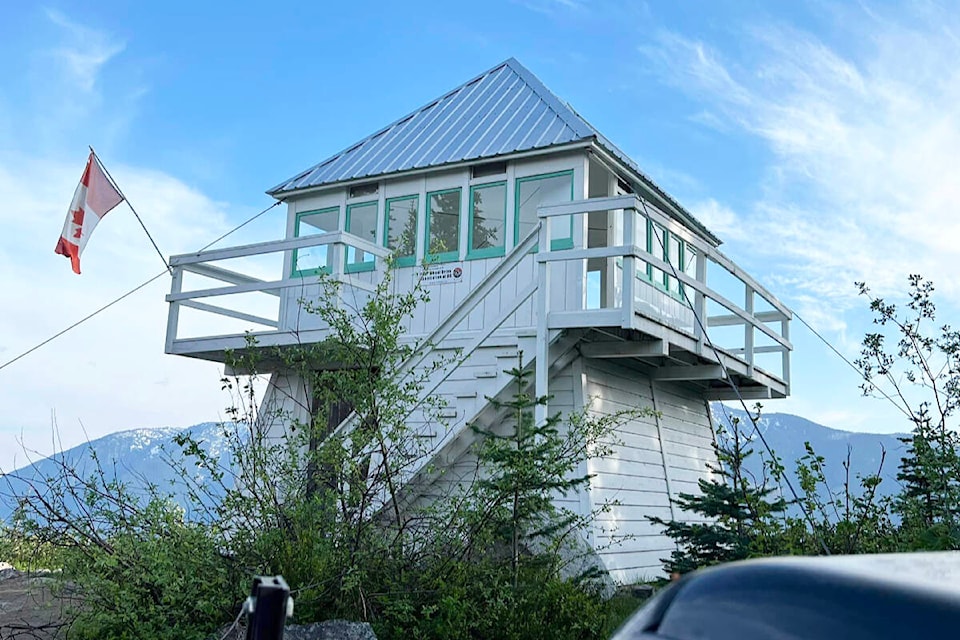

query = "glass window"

[667,233,683,294]
[684,245,698,279]
[426,188,461,263]
[683,245,697,298]
[292,207,338,276]
[515,171,573,250]
[650,222,667,288]
[635,214,651,281]
[346,201,378,271]
[468,182,506,259]
[385,195,418,267]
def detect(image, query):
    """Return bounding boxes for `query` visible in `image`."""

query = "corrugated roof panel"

[533,116,570,150]
[407,74,495,169]
[480,90,545,156]
[268,57,721,245]
[268,59,591,195]
[436,72,514,162]
[455,75,525,159]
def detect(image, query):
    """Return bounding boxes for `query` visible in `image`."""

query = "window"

[515,171,574,250]
[349,182,378,199]
[635,214,651,281]
[650,222,667,288]
[468,182,506,259]
[345,201,378,272]
[637,217,693,300]
[425,188,461,263]
[292,207,338,276]
[667,233,683,295]
[384,195,418,267]
[683,245,697,298]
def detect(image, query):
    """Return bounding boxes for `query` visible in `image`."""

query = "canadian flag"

[54,152,124,274]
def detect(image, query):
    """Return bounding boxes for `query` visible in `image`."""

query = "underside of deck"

[169,312,786,401]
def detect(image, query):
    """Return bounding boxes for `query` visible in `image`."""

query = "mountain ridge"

[1,410,914,521]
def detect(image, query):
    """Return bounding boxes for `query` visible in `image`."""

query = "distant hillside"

[712,406,910,503]
[0,411,914,522]
[0,422,236,523]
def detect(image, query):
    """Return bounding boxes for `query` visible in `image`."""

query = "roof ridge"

[501,58,596,140]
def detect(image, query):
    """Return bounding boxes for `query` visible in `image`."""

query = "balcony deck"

[165,195,791,400]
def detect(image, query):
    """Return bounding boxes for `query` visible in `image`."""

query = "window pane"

[294,208,338,273]
[386,196,418,263]
[470,183,506,253]
[685,246,698,279]
[635,214,649,279]
[516,173,573,247]
[684,246,697,298]
[428,190,461,259]
[651,222,667,286]
[668,233,682,293]
[346,201,378,266]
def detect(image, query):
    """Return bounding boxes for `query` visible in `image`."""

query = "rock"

[0,564,22,582]
[215,619,377,640]
[284,620,377,640]
[627,583,654,599]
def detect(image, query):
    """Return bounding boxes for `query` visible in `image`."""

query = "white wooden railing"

[165,195,791,390]
[165,232,390,353]
[536,194,792,388]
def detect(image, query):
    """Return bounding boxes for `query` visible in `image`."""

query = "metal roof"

[269,58,719,244]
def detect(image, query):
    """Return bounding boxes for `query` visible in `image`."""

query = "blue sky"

[1,1,956,469]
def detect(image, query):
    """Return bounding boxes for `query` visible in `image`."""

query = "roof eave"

[589,142,723,247]
[266,140,594,200]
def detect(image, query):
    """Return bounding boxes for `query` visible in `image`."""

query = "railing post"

[330,241,346,312]
[694,251,707,355]
[782,317,791,395]
[621,205,636,329]
[536,218,550,426]
[744,285,755,374]
[165,266,183,353]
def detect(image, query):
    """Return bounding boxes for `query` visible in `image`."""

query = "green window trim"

[424,187,462,264]
[514,169,575,252]
[635,219,690,302]
[291,206,339,277]
[467,181,507,260]
[345,201,378,273]
[383,194,419,268]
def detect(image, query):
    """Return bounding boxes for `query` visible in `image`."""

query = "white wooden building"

[163,59,791,583]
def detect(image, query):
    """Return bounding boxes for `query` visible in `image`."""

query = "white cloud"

[689,198,743,240]
[0,11,280,471]
[0,152,245,471]
[43,8,125,94]
[640,7,960,309]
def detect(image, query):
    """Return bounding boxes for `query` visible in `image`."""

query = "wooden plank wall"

[582,358,717,584]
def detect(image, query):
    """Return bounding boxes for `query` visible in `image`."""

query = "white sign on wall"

[418,263,464,286]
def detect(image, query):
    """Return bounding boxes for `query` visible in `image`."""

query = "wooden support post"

[536,219,550,427]
[782,317,791,395]
[694,249,707,356]
[330,241,346,314]
[744,284,755,375]
[165,266,183,353]
[621,205,636,329]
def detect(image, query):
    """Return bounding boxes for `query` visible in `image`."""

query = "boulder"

[216,619,377,640]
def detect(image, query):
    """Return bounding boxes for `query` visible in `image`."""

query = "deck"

[165,195,791,401]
